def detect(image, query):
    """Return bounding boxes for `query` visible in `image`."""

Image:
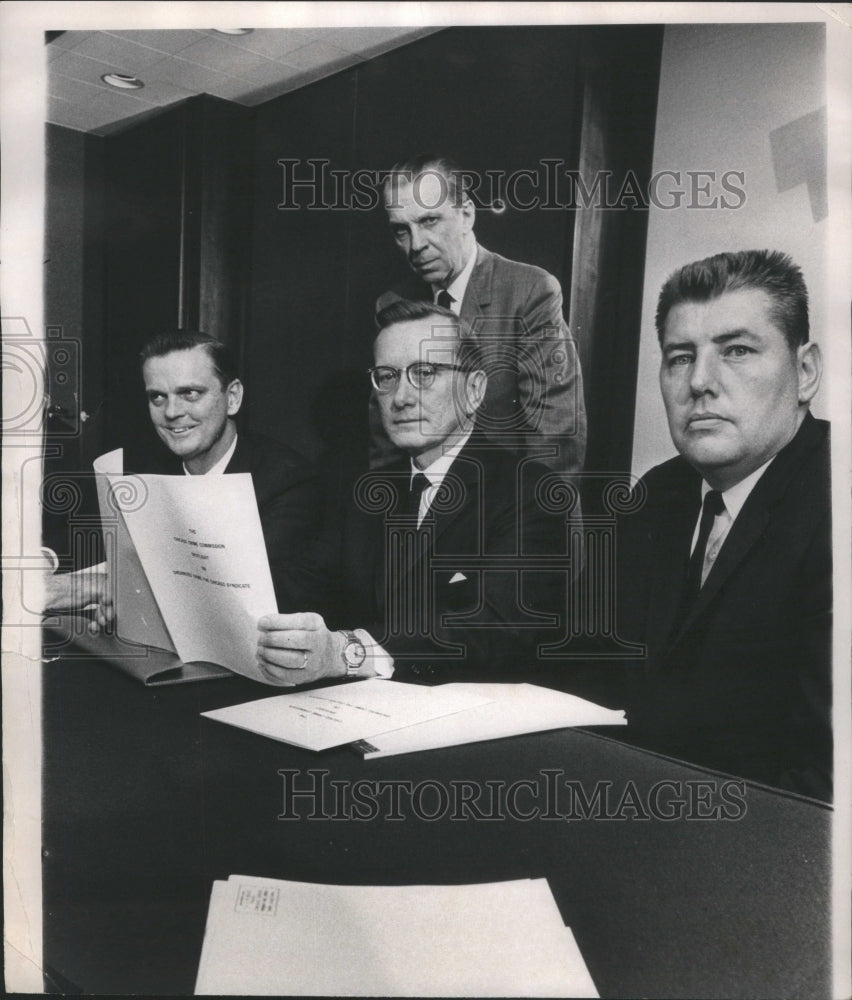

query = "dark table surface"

[42,631,831,998]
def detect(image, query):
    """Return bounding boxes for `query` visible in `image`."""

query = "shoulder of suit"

[233,430,315,476]
[452,440,550,488]
[635,454,697,504]
[475,245,560,288]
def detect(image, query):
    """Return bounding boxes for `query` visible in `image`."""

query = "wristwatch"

[338,630,367,676]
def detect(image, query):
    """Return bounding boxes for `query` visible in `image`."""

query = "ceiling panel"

[46,27,442,134]
[104,29,208,55]
[274,40,358,73]
[209,28,319,60]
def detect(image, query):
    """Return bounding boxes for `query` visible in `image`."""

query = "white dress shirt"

[433,244,477,315]
[183,432,238,476]
[410,430,473,527]
[691,457,774,585]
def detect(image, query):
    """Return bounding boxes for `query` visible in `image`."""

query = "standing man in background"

[374,153,586,476]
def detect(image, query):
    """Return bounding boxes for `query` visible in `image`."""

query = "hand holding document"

[194,874,600,996]
[94,449,277,684]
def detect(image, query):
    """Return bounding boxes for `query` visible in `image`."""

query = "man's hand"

[256,612,352,687]
[44,564,114,633]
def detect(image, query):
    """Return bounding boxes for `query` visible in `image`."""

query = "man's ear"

[227,379,245,416]
[460,195,475,234]
[462,369,487,416]
[796,342,822,405]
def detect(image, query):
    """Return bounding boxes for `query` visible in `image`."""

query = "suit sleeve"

[269,489,348,620]
[775,506,832,799]
[257,461,325,565]
[515,270,587,475]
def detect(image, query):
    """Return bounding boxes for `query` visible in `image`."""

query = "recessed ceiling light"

[212,28,254,36]
[101,73,144,90]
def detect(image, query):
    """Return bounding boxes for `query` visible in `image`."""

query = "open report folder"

[194,875,600,997]
[93,448,278,685]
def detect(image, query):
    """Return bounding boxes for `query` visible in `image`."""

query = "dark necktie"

[436,289,453,311]
[403,472,430,522]
[684,489,725,602]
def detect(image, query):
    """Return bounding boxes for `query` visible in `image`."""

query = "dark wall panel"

[246,27,586,468]
[43,125,107,563]
[103,105,185,457]
[248,71,362,467]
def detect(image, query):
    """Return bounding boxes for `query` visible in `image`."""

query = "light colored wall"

[632,22,827,478]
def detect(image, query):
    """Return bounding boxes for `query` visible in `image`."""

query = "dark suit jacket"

[274,440,573,682]
[374,245,587,475]
[613,414,832,800]
[136,430,321,565]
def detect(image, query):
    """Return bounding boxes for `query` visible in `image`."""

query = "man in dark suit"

[374,154,586,476]
[138,331,320,562]
[614,250,831,800]
[257,300,570,686]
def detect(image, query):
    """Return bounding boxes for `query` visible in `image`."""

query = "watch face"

[343,639,366,667]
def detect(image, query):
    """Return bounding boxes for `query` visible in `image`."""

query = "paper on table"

[194,875,600,997]
[95,449,277,682]
[201,679,492,751]
[359,682,626,759]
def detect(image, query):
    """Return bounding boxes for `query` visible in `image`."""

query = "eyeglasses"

[368,362,466,393]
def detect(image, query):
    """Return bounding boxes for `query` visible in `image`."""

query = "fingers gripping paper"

[94,449,277,681]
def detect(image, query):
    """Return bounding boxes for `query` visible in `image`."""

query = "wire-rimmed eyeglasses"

[368,362,466,393]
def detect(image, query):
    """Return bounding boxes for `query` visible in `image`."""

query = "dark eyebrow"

[711,329,758,343]
[661,340,694,356]
[146,383,206,395]
[663,329,758,354]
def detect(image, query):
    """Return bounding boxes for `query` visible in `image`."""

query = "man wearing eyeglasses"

[256,299,570,686]
[373,154,586,476]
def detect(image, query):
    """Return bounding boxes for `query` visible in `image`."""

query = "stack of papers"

[194,875,599,996]
[357,682,626,758]
[202,679,491,751]
[202,680,625,755]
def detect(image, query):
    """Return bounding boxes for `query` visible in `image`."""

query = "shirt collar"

[183,431,238,476]
[410,429,472,486]
[701,455,774,521]
[435,242,477,312]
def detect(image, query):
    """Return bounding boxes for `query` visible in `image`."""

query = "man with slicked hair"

[374,153,586,476]
[138,331,321,564]
[613,250,831,800]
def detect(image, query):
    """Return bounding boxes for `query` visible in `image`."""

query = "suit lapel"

[667,413,824,647]
[223,432,250,475]
[424,451,480,551]
[395,446,482,583]
[459,245,493,322]
[674,501,769,640]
